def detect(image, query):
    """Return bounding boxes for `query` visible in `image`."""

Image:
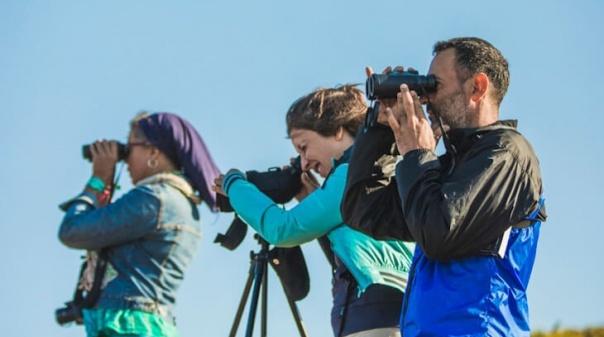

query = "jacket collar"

[331,145,354,169]
[448,120,518,152]
[322,146,354,187]
[137,171,201,204]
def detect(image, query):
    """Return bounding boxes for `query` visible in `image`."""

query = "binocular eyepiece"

[365,71,436,100]
[82,142,128,162]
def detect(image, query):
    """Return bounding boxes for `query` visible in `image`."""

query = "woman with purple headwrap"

[58,112,220,337]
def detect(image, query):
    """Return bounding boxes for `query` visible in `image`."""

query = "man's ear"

[471,73,489,102]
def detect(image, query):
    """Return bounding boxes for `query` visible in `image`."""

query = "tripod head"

[229,233,310,337]
[251,234,310,302]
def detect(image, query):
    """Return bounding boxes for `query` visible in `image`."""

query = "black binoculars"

[364,71,437,129]
[365,71,436,100]
[82,142,128,161]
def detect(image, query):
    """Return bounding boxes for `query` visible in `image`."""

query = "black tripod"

[229,235,309,337]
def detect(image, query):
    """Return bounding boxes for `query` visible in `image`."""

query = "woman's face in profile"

[289,128,344,178]
[125,129,152,184]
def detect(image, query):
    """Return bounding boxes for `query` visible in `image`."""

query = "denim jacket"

[58,172,202,320]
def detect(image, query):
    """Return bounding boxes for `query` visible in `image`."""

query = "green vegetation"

[532,327,604,337]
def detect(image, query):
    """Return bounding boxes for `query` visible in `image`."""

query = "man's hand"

[385,84,436,156]
[366,66,417,125]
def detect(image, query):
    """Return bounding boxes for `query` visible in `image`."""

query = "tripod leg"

[229,262,256,337]
[244,255,266,337]
[261,265,268,337]
[285,293,309,337]
[230,238,309,337]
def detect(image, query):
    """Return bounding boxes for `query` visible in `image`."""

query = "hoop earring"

[147,158,158,168]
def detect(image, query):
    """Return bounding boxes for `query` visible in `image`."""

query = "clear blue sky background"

[1,1,603,336]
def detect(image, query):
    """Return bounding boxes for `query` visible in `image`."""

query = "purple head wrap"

[137,112,220,211]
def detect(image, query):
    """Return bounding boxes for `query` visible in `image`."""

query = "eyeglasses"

[124,142,151,157]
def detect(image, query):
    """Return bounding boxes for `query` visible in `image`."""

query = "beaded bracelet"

[87,176,106,193]
[99,187,112,203]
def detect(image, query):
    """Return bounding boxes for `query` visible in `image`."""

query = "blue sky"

[1,1,603,336]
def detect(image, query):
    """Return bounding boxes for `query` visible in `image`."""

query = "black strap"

[317,235,353,336]
[72,250,109,309]
[317,235,337,272]
[67,171,118,312]
[84,250,108,308]
[336,275,356,337]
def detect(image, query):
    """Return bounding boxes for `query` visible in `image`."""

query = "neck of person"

[467,101,499,128]
[150,157,179,176]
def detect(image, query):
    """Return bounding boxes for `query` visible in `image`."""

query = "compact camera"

[55,301,83,326]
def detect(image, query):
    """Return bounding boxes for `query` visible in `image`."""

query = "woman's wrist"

[87,176,107,193]
[223,170,246,195]
[85,176,113,206]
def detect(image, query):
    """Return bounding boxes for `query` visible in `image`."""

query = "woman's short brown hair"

[286,84,366,138]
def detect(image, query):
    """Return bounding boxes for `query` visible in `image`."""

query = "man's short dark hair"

[434,37,510,106]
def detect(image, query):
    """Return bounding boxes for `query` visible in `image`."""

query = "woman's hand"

[212,169,243,197]
[90,140,119,185]
[295,171,320,201]
[212,174,227,196]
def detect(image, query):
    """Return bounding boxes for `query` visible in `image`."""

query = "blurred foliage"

[532,327,604,337]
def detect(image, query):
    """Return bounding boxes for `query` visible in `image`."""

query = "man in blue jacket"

[342,37,547,336]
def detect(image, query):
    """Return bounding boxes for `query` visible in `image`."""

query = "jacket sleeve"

[225,166,347,247]
[58,187,160,250]
[341,126,414,241]
[396,130,544,260]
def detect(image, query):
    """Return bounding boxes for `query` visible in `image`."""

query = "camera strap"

[363,101,380,132]
[72,249,109,309]
[82,249,108,308]
[78,169,117,307]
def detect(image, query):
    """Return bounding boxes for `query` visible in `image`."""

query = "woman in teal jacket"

[214,85,414,337]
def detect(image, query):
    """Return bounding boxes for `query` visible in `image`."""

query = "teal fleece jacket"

[223,159,414,294]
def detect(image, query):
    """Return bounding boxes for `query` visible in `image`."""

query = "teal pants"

[99,334,152,337]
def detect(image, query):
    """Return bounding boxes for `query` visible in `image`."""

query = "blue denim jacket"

[58,173,202,320]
